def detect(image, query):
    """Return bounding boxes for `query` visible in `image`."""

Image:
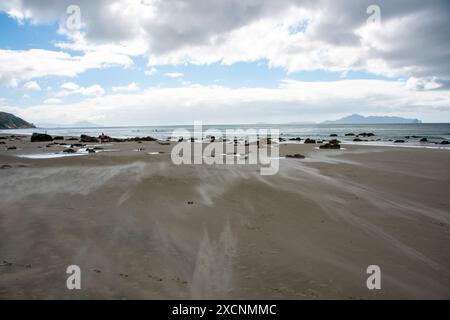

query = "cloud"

[405,77,445,91]
[164,72,184,79]
[144,66,158,76]
[55,82,105,97]
[111,82,140,92]
[0,48,133,86]
[7,79,450,125]
[1,0,449,81]
[43,98,62,104]
[22,81,41,91]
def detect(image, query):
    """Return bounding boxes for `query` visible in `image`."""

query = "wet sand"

[0,134,450,299]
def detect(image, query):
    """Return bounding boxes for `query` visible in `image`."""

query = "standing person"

[100,132,105,143]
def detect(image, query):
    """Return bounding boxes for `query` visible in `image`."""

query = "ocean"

[2,123,450,148]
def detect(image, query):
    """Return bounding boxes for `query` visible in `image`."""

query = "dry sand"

[0,134,449,299]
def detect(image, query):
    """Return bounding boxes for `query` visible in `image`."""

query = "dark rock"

[132,136,157,142]
[178,137,184,142]
[419,138,428,142]
[285,154,305,159]
[80,135,99,143]
[67,137,78,141]
[441,140,450,145]
[0,141,5,144]
[70,143,84,148]
[7,146,17,150]
[358,132,375,137]
[304,138,316,144]
[86,148,96,153]
[345,133,355,136]
[394,140,405,143]
[53,136,64,140]
[353,138,363,142]
[330,134,338,137]
[46,142,58,147]
[319,143,340,149]
[31,133,53,142]
[289,137,302,141]
[63,148,76,153]
[319,138,341,149]
[210,136,216,142]
[1,164,12,169]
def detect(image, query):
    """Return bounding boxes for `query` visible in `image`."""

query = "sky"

[0,0,449,125]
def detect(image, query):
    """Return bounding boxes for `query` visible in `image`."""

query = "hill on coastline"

[0,111,35,129]
[322,114,422,124]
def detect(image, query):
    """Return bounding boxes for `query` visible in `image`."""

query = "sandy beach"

[0,134,449,299]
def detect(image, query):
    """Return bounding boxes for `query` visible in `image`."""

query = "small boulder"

[7,146,17,150]
[289,137,302,141]
[330,134,338,137]
[358,132,375,137]
[31,133,53,142]
[441,140,450,145]
[53,136,64,140]
[345,133,355,136]
[419,138,428,142]
[285,154,305,159]
[394,140,405,143]
[353,138,363,142]
[304,138,316,144]
[80,135,99,143]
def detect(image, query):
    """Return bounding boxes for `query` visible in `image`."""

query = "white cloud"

[164,72,184,79]
[55,82,105,97]
[144,66,158,76]
[8,79,450,125]
[405,77,444,91]
[0,1,448,82]
[60,82,80,91]
[23,81,41,91]
[43,98,62,104]
[112,82,140,92]
[0,48,133,86]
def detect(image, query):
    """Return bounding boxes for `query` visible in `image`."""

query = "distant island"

[322,114,422,124]
[0,111,35,129]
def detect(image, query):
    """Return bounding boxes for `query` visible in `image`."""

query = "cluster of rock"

[319,139,341,149]
[30,133,158,144]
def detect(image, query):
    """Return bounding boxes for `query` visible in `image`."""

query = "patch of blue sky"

[288,20,310,35]
[0,12,65,50]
